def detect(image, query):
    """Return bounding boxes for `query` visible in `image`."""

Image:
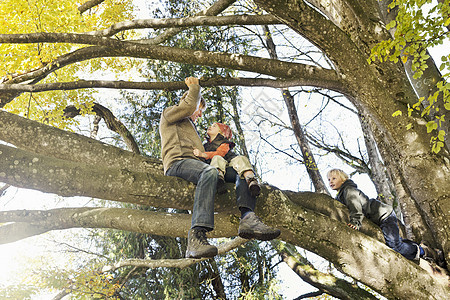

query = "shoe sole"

[238,229,281,241]
[185,248,218,259]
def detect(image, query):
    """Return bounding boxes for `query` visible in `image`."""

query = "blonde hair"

[327,169,349,181]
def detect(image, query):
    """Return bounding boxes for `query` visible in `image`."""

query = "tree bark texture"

[1,0,450,297]
[0,112,448,299]
[254,0,450,265]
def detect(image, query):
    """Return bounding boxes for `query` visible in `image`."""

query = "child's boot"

[420,242,445,267]
[245,175,261,197]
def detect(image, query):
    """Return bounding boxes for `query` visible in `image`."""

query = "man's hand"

[347,223,359,230]
[193,148,206,158]
[185,77,199,87]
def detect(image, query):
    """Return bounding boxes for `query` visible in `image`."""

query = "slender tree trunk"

[262,24,329,194]
[206,261,227,299]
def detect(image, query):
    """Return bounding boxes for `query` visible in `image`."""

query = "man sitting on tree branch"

[159,76,280,259]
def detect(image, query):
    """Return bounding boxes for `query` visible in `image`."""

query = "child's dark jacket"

[203,133,237,162]
[336,179,393,230]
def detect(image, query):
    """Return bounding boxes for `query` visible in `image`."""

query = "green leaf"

[426,121,438,133]
[438,130,446,141]
[386,20,397,30]
[445,18,450,27]
[432,141,444,153]
[392,110,402,117]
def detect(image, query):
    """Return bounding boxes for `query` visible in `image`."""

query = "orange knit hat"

[216,123,232,140]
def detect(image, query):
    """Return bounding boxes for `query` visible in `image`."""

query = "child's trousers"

[210,155,253,178]
[380,211,420,260]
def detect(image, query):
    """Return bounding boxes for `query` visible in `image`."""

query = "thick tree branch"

[87,15,280,37]
[0,145,447,298]
[0,208,242,244]
[2,201,445,300]
[0,110,160,174]
[306,0,382,38]
[102,237,249,272]
[0,32,342,86]
[0,43,344,108]
[0,77,340,93]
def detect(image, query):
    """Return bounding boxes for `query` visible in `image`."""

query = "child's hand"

[347,223,358,230]
[193,148,205,158]
[185,77,199,87]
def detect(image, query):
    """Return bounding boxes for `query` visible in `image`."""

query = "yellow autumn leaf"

[392,110,402,117]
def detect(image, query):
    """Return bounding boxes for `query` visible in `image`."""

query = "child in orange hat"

[193,122,261,197]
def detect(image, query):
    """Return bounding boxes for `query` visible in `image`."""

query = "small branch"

[63,102,141,154]
[293,291,323,300]
[144,0,237,45]
[78,0,106,14]
[260,135,304,163]
[101,237,248,272]
[307,133,370,173]
[0,183,10,196]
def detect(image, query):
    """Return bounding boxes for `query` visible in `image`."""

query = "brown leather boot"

[185,228,218,259]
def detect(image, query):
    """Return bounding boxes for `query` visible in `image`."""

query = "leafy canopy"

[0,0,135,129]
[369,0,450,153]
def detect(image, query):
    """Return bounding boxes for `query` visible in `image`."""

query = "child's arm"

[193,148,207,158]
[194,143,230,160]
[343,189,364,230]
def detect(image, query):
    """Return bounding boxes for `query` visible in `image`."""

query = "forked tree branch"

[63,102,141,154]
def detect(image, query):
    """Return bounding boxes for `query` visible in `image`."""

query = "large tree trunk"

[0,110,448,299]
[254,0,450,266]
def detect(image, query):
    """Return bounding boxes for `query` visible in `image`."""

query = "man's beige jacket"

[159,84,205,173]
